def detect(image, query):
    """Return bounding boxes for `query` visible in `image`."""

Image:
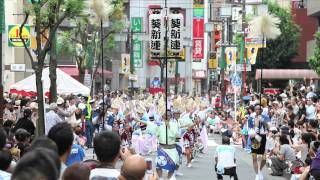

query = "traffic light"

[213,29,221,50]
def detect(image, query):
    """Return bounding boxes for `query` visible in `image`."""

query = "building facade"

[129,0,210,95]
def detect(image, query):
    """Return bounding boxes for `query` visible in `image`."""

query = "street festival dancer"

[135,98,179,180]
[250,104,269,180]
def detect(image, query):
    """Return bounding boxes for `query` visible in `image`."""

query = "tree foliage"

[309,32,320,75]
[56,0,125,83]
[258,1,300,69]
[20,0,84,135]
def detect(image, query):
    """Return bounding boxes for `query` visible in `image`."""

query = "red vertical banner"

[193,19,204,38]
[193,8,204,60]
[193,39,204,59]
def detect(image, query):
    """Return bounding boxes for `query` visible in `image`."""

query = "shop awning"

[94,68,113,79]
[59,67,79,77]
[255,69,320,80]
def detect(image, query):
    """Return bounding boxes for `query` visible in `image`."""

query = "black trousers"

[215,165,238,180]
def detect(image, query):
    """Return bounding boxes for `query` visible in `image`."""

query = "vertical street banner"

[121,54,130,74]
[169,13,183,53]
[192,5,204,60]
[225,47,237,65]
[246,45,259,65]
[131,17,143,68]
[149,13,164,53]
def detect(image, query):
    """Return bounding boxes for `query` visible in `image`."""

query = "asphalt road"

[85,134,289,180]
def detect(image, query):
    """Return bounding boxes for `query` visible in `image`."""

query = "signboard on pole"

[131,17,143,68]
[10,64,25,72]
[131,17,142,32]
[149,13,164,53]
[245,37,266,48]
[236,64,252,72]
[231,73,242,87]
[83,74,91,88]
[8,24,31,48]
[169,13,183,53]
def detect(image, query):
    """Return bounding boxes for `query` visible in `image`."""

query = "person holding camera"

[270,134,296,176]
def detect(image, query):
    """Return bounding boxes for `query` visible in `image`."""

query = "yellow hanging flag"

[246,45,259,64]
[225,47,237,65]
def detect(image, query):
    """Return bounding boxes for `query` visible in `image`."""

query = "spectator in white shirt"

[45,103,63,135]
[306,98,316,121]
[66,96,78,127]
[214,136,238,180]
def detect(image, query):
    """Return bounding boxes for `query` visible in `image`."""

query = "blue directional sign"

[231,73,242,87]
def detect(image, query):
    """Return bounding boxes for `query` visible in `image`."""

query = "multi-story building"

[307,0,320,62]
[3,0,32,92]
[129,0,209,95]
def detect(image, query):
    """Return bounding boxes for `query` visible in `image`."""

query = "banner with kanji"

[192,7,204,60]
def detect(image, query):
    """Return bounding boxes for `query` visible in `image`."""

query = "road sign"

[10,64,25,72]
[231,73,242,87]
[245,37,266,48]
[83,74,91,88]
[236,64,251,72]
[129,74,138,81]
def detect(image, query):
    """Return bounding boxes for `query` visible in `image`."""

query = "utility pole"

[100,19,105,130]
[165,0,168,118]
[241,0,247,96]
[0,0,4,126]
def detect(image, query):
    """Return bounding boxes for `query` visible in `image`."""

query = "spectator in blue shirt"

[66,143,85,166]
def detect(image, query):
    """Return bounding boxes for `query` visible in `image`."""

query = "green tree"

[309,32,320,74]
[248,1,300,85]
[57,0,124,85]
[20,0,84,135]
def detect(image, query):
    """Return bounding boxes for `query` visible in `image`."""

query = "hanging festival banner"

[120,54,130,74]
[169,13,183,53]
[246,44,259,64]
[225,47,237,65]
[149,13,164,53]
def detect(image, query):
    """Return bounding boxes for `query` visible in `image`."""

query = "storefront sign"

[192,70,207,79]
[131,17,143,68]
[8,24,31,48]
[193,0,204,8]
[131,17,142,32]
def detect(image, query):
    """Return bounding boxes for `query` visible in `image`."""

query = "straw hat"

[157,100,166,116]
[185,99,195,112]
[136,106,145,114]
[111,99,122,109]
[144,95,153,108]
[57,97,65,105]
[200,101,208,108]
